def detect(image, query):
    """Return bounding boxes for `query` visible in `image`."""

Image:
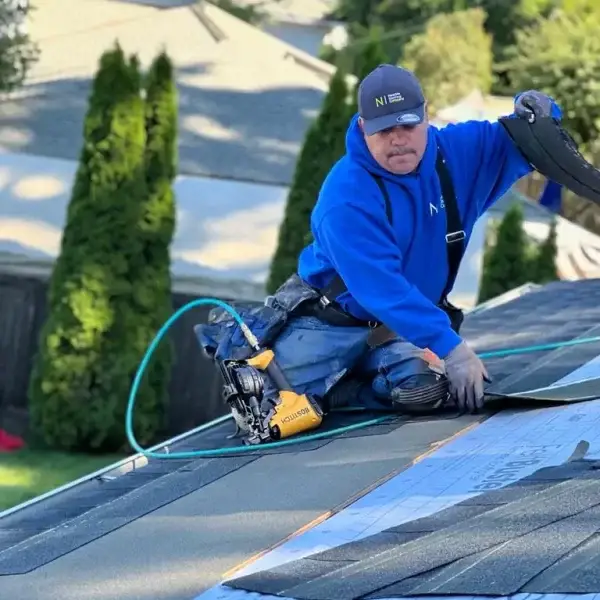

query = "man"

[199,64,561,420]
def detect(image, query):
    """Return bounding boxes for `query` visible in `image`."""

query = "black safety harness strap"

[319,143,466,311]
[436,147,466,301]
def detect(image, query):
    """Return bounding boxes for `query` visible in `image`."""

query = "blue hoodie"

[298,102,560,358]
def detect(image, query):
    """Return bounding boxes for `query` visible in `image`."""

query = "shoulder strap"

[374,174,393,223]
[436,147,465,303]
[319,144,464,306]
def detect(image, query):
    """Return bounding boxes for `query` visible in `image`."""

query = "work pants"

[262,314,446,412]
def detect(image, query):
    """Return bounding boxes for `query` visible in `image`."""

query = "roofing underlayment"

[3,278,600,600]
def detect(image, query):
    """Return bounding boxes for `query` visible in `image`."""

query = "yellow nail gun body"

[218,326,323,444]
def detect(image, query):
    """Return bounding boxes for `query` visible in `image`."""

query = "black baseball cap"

[358,64,426,135]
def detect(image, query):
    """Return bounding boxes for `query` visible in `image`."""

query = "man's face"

[360,115,429,175]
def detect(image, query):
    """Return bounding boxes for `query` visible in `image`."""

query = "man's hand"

[515,90,554,122]
[444,340,491,413]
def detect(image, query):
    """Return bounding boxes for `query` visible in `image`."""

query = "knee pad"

[389,376,450,415]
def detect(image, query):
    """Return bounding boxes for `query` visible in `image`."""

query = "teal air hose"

[125,298,600,460]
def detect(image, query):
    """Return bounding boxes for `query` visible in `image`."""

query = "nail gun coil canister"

[269,391,323,440]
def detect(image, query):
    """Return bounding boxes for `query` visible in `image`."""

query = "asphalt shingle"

[225,460,600,599]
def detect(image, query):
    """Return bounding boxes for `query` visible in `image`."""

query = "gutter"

[0,413,233,520]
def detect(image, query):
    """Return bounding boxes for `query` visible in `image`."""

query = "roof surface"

[214,403,600,600]
[2,279,600,599]
[432,89,515,126]
[0,0,333,186]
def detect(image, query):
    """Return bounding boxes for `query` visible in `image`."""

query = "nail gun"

[217,321,323,445]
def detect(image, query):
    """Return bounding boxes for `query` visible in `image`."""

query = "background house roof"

[0,0,340,186]
[432,89,515,125]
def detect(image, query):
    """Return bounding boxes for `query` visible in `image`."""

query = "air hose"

[125,298,600,460]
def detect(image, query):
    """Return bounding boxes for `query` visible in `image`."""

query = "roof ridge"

[187,1,228,42]
[196,0,356,87]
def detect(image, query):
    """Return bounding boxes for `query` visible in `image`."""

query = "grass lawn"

[0,449,126,511]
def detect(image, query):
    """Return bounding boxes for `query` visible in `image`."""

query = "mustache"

[388,147,416,157]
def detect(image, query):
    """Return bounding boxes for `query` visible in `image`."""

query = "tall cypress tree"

[266,68,350,293]
[128,50,178,446]
[345,26,389,122]
[28,44,150,452]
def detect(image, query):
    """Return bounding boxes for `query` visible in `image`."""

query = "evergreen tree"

[506,9,600,152]
[0,0,39,92]
[266,68,350,293]
[128,50,178,447]
[401,8,493,115]
[477,203,532,303]
[504,10,600,233]
[331,0,381,28]
[347,25,389,116]
[531,220,559,283]
[28,44,150,452]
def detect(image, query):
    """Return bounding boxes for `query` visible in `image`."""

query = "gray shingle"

[521,532,600,593]
[308,531,422,563]
[401,503,600,596]
[224,465,600,599]
[225,558,351,596]
[0,455,256,574]
[462,279,600,393]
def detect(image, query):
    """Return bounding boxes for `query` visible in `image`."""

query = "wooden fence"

[0,271,261,440]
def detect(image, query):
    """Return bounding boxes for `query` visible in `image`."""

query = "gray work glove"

[444,341,491,414]
[515,90,553,122]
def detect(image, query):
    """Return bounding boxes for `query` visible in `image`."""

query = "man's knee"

[371,340,449,413]
[389,376,449,414]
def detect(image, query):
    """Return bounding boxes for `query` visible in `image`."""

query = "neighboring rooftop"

[0,0,339,186]
[432,89,515,126]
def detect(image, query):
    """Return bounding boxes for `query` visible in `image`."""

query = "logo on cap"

[397,113,420,124]
[375,92,405,107]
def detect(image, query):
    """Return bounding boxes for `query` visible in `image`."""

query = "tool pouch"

[194,274,320,362]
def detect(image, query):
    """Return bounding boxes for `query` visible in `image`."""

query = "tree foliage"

[505,10,600,151]
[210,0,271,24]
[131,50,179,448]
[531,219,558,283]
[331,0,383,27]
[478,203,559,303]
[502,9,600,233]
[346,25,389,115]
[28,44,177,452]
[375,0,557,58]
[477,203,532,303]
[401,8,493,114]
[266,68,350,294]
[326,0,559,86]
[0,0,39,93]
